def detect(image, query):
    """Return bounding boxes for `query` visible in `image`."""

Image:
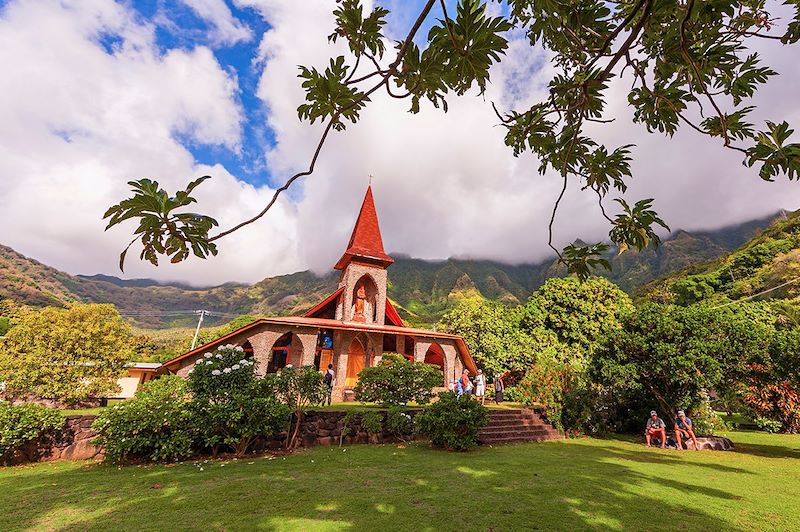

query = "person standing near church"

[324,364,335,406]
[475,369,486,404]
[494,375,505,404]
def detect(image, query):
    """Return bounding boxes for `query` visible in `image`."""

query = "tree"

[106,0,800,278]
[591,303,771,418]
[439,298,559,377]
[353,353,443,406]
[273,365,327,449]
[0,304,132,405]
[742,329,800,433]
[523,277,633,357]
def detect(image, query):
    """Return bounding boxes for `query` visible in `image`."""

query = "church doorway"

[345,337,366,388]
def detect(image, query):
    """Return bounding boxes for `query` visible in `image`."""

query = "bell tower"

[334,185,393,325]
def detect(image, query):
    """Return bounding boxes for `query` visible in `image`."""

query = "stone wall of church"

[336,262,387,324]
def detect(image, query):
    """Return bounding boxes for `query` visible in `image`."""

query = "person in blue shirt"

[674,410,699,450]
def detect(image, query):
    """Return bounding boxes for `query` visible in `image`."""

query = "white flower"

[211,370,221,376]
[204,353,212,359]
[239,359,248,365]
[206,360,213,365]
[232,364,241,371]
[235,346,244,352]
[223,367,231,374]
[216,353,223,359]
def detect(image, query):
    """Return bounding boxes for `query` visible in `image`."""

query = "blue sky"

[125,0,275,186]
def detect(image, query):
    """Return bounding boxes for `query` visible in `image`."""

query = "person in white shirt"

[475,369,486,404]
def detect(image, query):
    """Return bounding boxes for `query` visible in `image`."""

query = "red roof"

[384,300,404,327]
[303,287,344,319]
[334,185,394,270]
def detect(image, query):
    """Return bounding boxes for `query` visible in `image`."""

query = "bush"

[689,395,730,435]
[93,376,194,463]
[188,345,290,456]
[354,354,442,406]
[415,392,488,451]
[0,402,64,459]
[386,406,414,442]
[360,410,384,434]
[755,417,783,433]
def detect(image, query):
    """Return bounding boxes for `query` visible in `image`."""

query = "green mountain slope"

[640,210,800,307]
[0,211,784,327]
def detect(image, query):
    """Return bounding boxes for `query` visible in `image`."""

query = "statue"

[353,285,367,322]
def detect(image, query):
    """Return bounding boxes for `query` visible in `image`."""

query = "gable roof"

[334,185,394,270]
[303,287,344,319]
[384,300,404,327]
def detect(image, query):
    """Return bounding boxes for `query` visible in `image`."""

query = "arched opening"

[240,340,254,359]
[424,343,445,371]
[345,336,367,388]
[351,274,378,323]
[267,333,302,374]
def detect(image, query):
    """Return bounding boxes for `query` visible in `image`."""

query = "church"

[160,185,477,401]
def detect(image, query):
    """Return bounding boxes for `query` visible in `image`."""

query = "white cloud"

[3,0,800,288]
[0,0,301,285]
[181,0,252,46]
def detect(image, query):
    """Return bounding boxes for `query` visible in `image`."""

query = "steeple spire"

[334,185,394,270]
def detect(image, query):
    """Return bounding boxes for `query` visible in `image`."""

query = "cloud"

[181,0,252,46]
[0,0,301,285]
[244,0,800,272]
[3,0,800,288]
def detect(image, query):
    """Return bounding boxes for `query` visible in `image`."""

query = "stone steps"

[479,409,562,445]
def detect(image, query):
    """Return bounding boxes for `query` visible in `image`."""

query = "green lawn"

[2,431,799,531]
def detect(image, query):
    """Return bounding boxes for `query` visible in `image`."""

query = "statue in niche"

[353,285,367,322]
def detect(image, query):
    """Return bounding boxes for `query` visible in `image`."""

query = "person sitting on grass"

[674,410,699,451]
[645,410,667,448]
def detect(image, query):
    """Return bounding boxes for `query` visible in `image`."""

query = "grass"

[2,431,799,531]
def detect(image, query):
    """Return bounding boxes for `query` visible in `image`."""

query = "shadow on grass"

[1,438,784,531]
[730,442,800,459]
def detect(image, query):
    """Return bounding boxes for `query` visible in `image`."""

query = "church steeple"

[334,185,394,270]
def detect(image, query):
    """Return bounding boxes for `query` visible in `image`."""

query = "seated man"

[645,410,667,448]
[674,410,699,451]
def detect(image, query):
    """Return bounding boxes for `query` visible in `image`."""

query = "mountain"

[0,211,785,327]
[639,209,800,307]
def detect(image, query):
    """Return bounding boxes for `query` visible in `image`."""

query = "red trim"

[303,287,344,318]
[384,300,405,327]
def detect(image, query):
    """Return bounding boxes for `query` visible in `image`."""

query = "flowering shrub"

[188,345,290,456]
[354,354,442,406]
[93,376,194,463]
[415,392,488,451]
[0,401,64,460]
[755,417,784,433]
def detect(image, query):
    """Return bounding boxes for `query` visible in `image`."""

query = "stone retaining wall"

[6,411,414,465]
[3,415,102,465]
